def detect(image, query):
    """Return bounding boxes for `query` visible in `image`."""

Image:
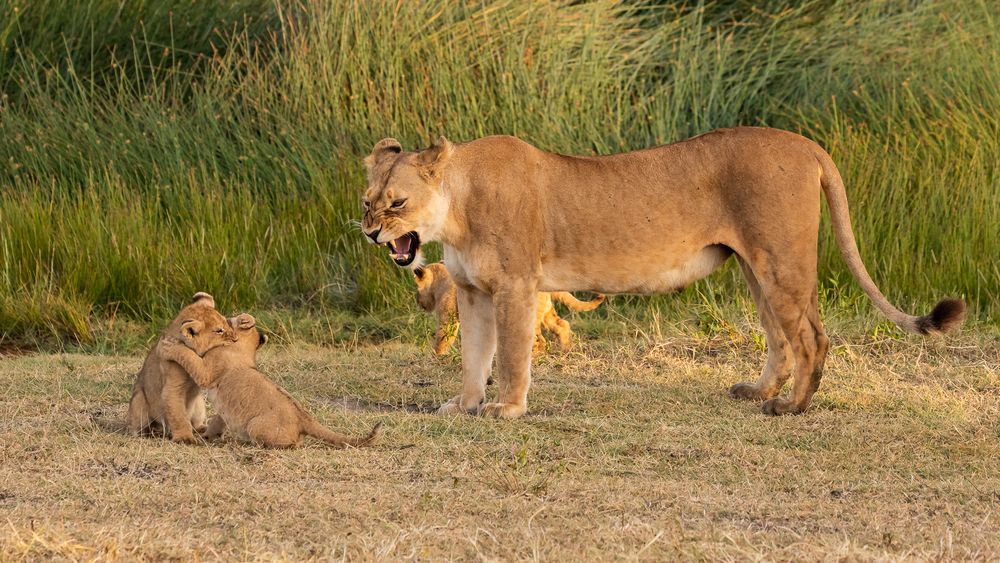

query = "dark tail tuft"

[915,298,967,335]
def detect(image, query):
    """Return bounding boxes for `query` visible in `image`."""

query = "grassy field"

[1,322,997,560]
[0,0,997,348]
[1,2,997,558]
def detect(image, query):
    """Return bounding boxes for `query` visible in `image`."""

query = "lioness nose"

[367,228,381,244]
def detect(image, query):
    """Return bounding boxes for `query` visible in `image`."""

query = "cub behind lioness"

[414,262,604,356]
[163,314,382,449]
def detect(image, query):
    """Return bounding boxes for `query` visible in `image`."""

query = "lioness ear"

[181,319,204,339]
[191,292,215,308]
[364,138,403,170]
[257,331,268,349]
[416,136,453,180]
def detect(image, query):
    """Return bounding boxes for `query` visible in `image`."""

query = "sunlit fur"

[414,262,604,356]
[127,292,236,443]
[161,314,382,449]
[363,128,965,419]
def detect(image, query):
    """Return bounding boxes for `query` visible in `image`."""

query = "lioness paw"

[478,402,527,419]
[761,397,803,416]
[436,395,480,416]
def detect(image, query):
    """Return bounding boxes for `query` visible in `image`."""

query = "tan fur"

[362,128,966,418]
[162,314,382,449]
[414,262,604,355]
[127,292,236,443]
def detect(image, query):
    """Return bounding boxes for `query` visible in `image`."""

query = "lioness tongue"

[393,236,412,255]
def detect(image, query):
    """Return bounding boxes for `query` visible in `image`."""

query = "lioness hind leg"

[754,266,830,416]
[728,257,795,401]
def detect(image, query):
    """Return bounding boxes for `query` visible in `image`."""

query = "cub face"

[413,264,445,312]
[226,313,268,360]
[361,137,453,269]
[177,292,237,356]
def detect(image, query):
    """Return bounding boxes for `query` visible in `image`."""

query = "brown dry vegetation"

[1,325,998,560]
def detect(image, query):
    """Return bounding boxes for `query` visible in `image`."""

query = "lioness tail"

[303,419,383,448]
[551,292,605,312]
[815,150,966,335]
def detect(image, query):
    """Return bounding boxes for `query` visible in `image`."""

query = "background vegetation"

[1,0,996,349]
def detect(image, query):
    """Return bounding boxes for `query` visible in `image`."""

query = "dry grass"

[1,328,998,561]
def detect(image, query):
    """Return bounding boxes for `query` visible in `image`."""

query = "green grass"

[0,0,997,347]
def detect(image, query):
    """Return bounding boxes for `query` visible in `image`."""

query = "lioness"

[361,128,966,418]
[163,314,382,449]
[414,262,604,355]
[127,292,236,443]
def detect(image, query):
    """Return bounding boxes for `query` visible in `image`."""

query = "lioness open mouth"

[386,232,420,267]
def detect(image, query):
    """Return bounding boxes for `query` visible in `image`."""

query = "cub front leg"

[160,368,198,444]
[479,282,536,419]
[433,311,459,356]
[437,286,495,415]
[158,338,218,388]
[203,414,227,440]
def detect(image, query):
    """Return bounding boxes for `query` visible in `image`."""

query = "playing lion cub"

[414,262,604,355]
[127,292,236,443]
[361,128,966,419]
[161,313,382,449]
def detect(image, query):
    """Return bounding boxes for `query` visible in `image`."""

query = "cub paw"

[761,397,803,416]
[170,433,198,445]
[477,402,527,419]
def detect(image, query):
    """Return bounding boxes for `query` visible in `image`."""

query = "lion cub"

[127,292,236,443]
[162,314,382,449]
[414,262,605,355]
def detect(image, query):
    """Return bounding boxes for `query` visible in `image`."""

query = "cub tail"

[551,292,605,312]
[303,419,383,448]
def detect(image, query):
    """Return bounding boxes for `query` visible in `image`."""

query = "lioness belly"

[540,244,732,294]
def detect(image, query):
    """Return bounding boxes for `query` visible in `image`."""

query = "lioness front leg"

[437,286,495,415]
[479,283,536,419]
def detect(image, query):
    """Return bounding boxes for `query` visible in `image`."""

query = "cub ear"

[181,319,204,340]
[257,331,269,349]
[364,138,403,170]
[413,267,425,281]
[191,292,215,308]
[416,136,453,180]
[232,313,256,330]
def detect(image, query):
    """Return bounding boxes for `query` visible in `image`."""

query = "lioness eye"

[391,199,406,209]
[362,199,370,209]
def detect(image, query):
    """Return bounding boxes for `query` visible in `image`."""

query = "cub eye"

[215,328,225,334]
[391,199,407,209]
